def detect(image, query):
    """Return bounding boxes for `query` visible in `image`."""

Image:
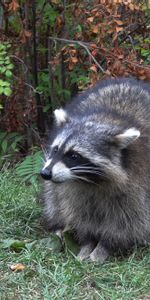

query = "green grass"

[0,171,150,300]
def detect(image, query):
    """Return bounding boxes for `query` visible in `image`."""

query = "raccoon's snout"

[40,168,52,180]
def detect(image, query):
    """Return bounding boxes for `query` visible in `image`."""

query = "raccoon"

[40,77,150,263]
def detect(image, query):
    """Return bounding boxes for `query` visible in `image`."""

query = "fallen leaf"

[116,27,123,33]
[115,19,124,26]
[0,238,34,252]
[36,235,62,252]
[10,263,26,272]
[90,65,97,72]
[87,17,94,23]
[70,57,78,64]
[8,0,19,11]
[92,25,99,34]
[90,43,97,49]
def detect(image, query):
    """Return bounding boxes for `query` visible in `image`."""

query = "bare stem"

[48,37,106,74]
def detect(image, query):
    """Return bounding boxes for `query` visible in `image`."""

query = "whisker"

[71,167,105,177]
[70,174,97,185]
[71,165,99,170]
[74,170,104,177]
[71,166,102,171]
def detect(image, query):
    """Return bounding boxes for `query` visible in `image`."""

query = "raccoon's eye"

[66,151,81,160]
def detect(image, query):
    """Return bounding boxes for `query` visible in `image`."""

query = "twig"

[48,37,55,107]
[123,59,150,70]
[48,36,106,74]
[23,82,42,94]
[10,55,28,73]
[48,36,91,46]
[78,41,105,74]
[13,74,42,94]
[32,0,45,135]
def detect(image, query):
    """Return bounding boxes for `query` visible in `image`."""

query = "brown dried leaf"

[56,15,64,28]
[105,70,111,75]
[91,49,98,56]
[69,49,77,55]
[90,44,97,49]
[70,57,78,64]
[128,3,135,10]
[118,54,124,59]
[10,263,26,272]
[24,30,32,38]
[51,0,60,3]
[8,0,19,11]
[90,65,97,72]
[92,25,99,34]
[91,8,98,14]
[87,17,94,23]
[116,27,123,33]
[115,19,124,26]
[68,63,74,70]
[19,30,32,43]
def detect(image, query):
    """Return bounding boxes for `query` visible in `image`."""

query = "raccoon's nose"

[40,168,52,180]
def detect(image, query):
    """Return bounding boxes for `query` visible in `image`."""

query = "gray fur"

[40,77,150,262]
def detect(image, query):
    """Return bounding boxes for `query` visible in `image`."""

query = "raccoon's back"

[66,78,150,129]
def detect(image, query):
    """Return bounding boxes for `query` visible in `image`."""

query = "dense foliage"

[0,0,150,169]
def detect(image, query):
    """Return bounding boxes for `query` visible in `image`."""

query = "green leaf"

[0,44,6,51]
[0,239,27,252]
[0,79,4,86]
[43,103,51,112]
[0,80,10,87]
[3,87,12,96]
[6,64,14,70]
[0,51,7,55]
[1,139,8,153]
[15,151,43,183]
[76,24,82,33]
[0,87,4,94]
[11,136,23,151]
[36,235,62,253]
[4,81,10,87]
[0,132,7,140]
[0,66,6,73]
[5,70,13,77]
[63,232,80,255]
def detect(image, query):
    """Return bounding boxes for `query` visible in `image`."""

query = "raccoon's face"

[40,109,140,186]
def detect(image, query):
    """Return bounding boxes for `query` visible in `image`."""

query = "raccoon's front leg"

[77,242,96,261]
[89,242,109,263]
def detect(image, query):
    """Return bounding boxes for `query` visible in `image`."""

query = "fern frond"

[15,151,43,184]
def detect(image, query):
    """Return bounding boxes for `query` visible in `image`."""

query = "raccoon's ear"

[54,108,69,126]
[114,128,140,149]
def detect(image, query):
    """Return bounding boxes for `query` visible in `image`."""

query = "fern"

[0,131,23,167]
[15,151,43,186]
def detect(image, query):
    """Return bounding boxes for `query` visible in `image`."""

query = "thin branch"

[78,41,105,74]
[13,74,42,94]
[123,59,150,70]
[48,36,92,47]
[10,55,28,73]
[48,37,106,74]
[32,0,45,135]
[48,37,55,107]
[23,82,42,94]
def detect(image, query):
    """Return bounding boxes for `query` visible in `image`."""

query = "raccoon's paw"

[89,243,109,263]
[77,243,95,261]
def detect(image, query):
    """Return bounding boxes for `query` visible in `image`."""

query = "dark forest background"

[0,0,150,181]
